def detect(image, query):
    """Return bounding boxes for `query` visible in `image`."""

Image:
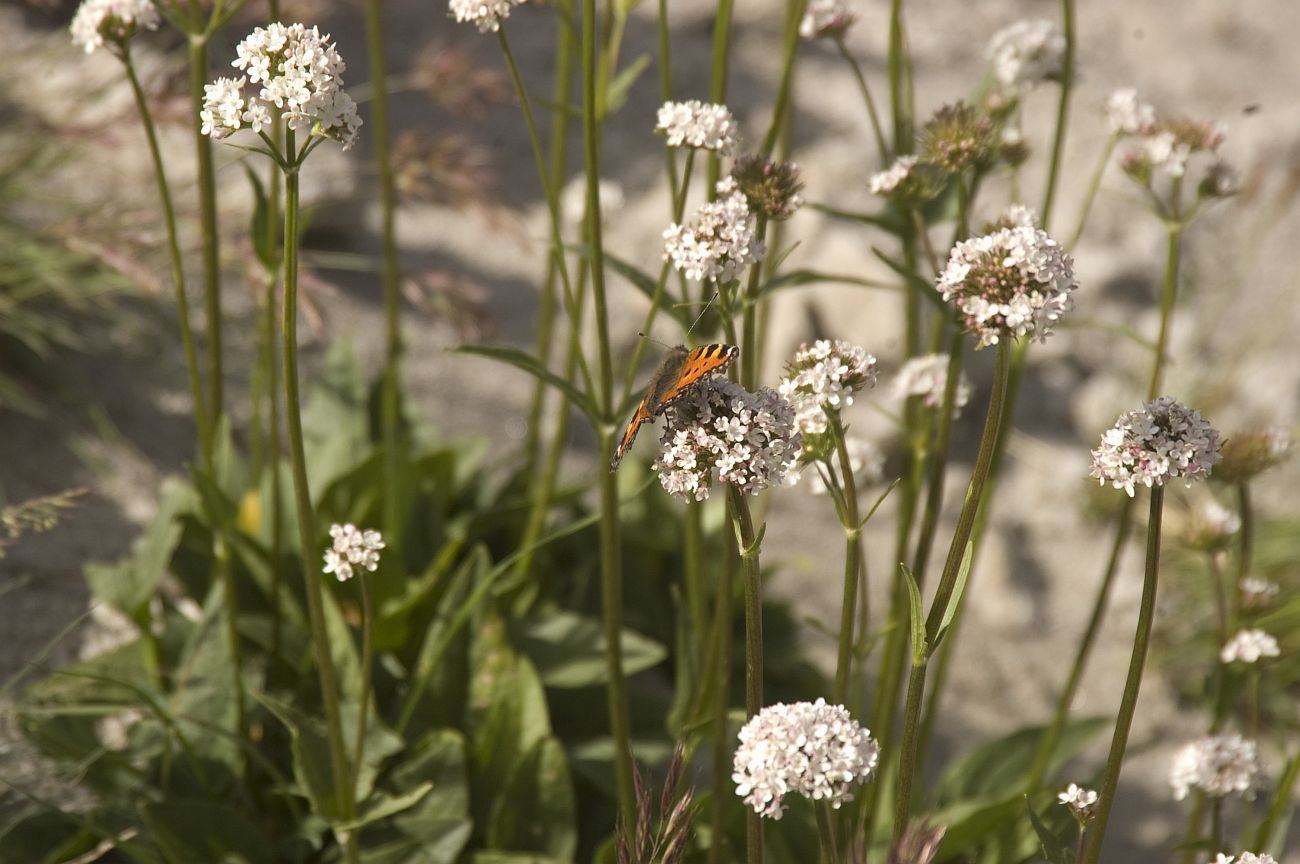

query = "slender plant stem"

[1068,137,1117,250]
[1149,224,1182,400]
[656,0,679,204]
[263,0,285,671]
[353,576,374,799]
[760,0,808,156]
[886,0,911,153]
[836,39,888,167]
[281,138,357,858]
[892,339,1010,844]
[706,0,734,190]
[740,214,769,388]
[829,411,863,703]
[1234,481,1252,606]
[728,484,765,864]
[1080,486,1166,864]
[1255,751,1300,851]
[1039,0,1075,232]
[706,520,737,864]
[909,333,965,588]
[188,34,223,430]
[815,802,841,864]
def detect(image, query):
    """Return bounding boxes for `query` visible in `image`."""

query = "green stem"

[1079,486,1166,864]
[740,213,769,388]
[909,333,965,588]
[706,519,736,864]
[1148,225,1182,401]
[829,410,863,704]
[815,801,841,864]
[1039,0,1075,231]
[1234,481,1252,610]
[886,0,912,153]
[188,34,223,431]
[836,39,889,167]
[353,576,374,800]
[1068,137,1117,250]
[706,0,734,190]
[1255,751,1300,851]
[760,0,808,155]
[263,0,285,672]
[892,339,1010,844]
[728,484,765,864]
[282,140,357,857]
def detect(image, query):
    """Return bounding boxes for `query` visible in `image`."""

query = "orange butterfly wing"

[609,344,738,471]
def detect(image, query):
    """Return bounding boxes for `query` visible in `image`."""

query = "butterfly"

[610,343,739,472]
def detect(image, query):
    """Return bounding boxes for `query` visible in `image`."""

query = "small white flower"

[1169,733,1259,801]
[800,0,856,40]
[936,225,1077,349]
[987,19,1065,91]
[892,354,971,414]
[1220,629,1280,665]
[70,0,159,54]
[1090,398,1222,497]
[323,523,385,581]
[664,177,764,283]
[1217,854,1277,864]
[869,155,919,196]
[449,0,524,33]
[732,698,879,819]
[779,340,878,436]
[200,77,247,140]
[1057,783,1098,820]
[655,100,739,153]
[1240,578,1281,609]
[1106,88,1157,136]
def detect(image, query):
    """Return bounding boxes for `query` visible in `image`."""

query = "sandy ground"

[2,0,1300,859]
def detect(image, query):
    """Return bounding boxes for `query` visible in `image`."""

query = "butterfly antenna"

[685,289,719,337]
[637,331,673,350]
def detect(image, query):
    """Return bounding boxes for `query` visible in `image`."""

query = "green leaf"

[337,783,433,832]
[1026,798,1076,864]
[935,717,1109,803]
[455,345,596,424]
[808,201,904,233]
[256,694,341,823]
[0,809,97,864]
[931,540,973,656]
[245,165,279,270]
[508,608,668,688]
[361,729,472,864]
[301,341,372,494]
[900,563,927,666]
[487,737,577,859]
[84,478,192,616]
[604,53,651,117]
[138,801,273,864]
[343,703,406,804]
[756,269,896,297]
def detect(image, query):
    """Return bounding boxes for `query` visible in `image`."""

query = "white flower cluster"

[795,436,885,495]
[987,19,1065,91]
[655,100,739,153]
[799,0,856,40]
[1120,116,1229,185]
[893,354,971,414]
[1220,629,1280,664]
[323,523,385,581]
[732,698,879,819]
[936,226,1076,349]
[663,177,764,283]
[653,379,801,501]
[1241,578,1281,609]
[201,23,362,151]
[1106,88,1157,136]
[869,155,919,196]
[1215,854,1278,864]
[1090,397,1222,497]
[1169,733,1259,801]
[449,0,523,33]
[70,0,160,54]
[1057,783,1098,821]
[779,340,878,436]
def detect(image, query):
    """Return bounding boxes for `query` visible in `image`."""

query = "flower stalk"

[728,483,765,864]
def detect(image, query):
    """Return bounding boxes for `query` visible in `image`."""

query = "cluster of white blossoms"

[986,19,1065,91]
[1090,397,1222,497]
[323,523,385,581]
[70,0,159,54]
[655,100,739,153]
[795,436,885,495]
[1057,783,1098,821]
[892,354,971,414]
[1220,629,1280,665]
[449,0,523,33]
[1169,733,1259,801]
[201,23,362,151]
[732,699,879,819]
[936,225,1077,349]
[653,379,800,501]
[663,177,764,283]
[779,340,878,436]
[1215,854,1278,864]
[799,0,856,40]
[868,154,919,196]
[1117,113,1232,193]
[1105,88,1157,136]
[1241,578,1281,609]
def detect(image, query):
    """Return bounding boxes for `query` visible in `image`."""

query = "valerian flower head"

[1240,578,1281,609]
[921,102,997,173]
[654,379,800,501]
[730,154,804,220]
[1106,88,1157,136]
[1180,498,1240,551]
[1121,115,1230,194]
[985,203,1039,232]
[869,155,918,196]
[1220,629,1280,665]
[1216,854,1278,864]
[655,100,739,153]
[893,354,972,415]
[449,0,523,33]
[70,0,159,54]
[1169,733,1259,801]
[732,698,879,819]
[799,0,856,40]
[203,23,362,150]
[779,340,879,437]
[936,225,1076,349]
[323,523,385,581]
[1090,398,1222,497]
[663,177,764,283]
[1214,427,1291,483]
[1058,783,1098,823]
[987,19,1066,91]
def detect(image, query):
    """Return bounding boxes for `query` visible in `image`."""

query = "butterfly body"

[610,343,739,471]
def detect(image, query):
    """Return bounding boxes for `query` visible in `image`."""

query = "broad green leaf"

[900,563,927,666]
[455,345,596,424]
[244,165,279,270]
[486,737,577,859]
[301,341,371,493]
[931,795,1024,860]
[321,585,363,703]
[0,809,95,864]
[84,478,191,616]
[138,801,273,864]
[337,783,433,831]
[170,586,243,773]
[361,729,472,864]
[1026,798,1076,864]
[935,717,1108,803]
[931,540,974,655]
[256,693,341,822]
[471,854,567,864]
[508,608,668,688]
